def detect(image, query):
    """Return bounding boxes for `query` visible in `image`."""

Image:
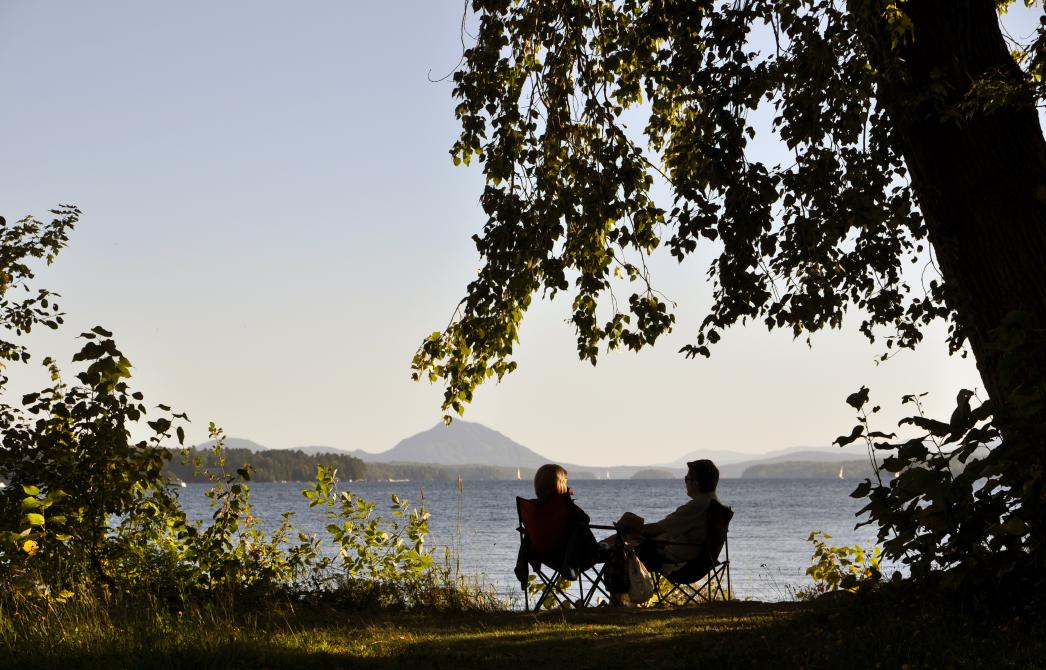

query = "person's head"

[534,464,568,499]
[685,459,719,496]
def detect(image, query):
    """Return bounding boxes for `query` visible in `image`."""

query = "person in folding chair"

[614,459,732,605]
[514,464,611,610]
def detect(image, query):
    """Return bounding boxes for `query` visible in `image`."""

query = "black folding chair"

[648,500,733,606]
[515,495,614,610]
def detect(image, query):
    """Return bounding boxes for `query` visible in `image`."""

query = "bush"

[835,312,1046,598]
[0,334,501,613]
[795,531,881,600]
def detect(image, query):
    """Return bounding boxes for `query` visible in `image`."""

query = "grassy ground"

[2,592,1042,670]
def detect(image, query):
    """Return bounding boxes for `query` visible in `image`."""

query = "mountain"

[196,437,269,453]
[358,420,551,467]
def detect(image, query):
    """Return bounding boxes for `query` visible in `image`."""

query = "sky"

[0,2,1039,466]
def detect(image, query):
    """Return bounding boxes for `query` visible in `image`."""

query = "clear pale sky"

[1,2,1036,466]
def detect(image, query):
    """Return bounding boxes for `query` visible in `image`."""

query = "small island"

[630,468,679,479]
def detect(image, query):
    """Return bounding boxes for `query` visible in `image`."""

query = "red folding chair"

[515,494,612,610]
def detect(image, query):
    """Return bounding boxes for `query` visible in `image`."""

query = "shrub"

[796,531,881,600]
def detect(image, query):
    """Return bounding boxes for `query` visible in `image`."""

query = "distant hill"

[291,446,362,456]
[196,440,365,458]
[196,437,269,453]
[718,447,873,478]
[662,448,768,467]
[741,459,881,479]
[197,428,890,481]
[631,468,676,479]
[357,420,551,468]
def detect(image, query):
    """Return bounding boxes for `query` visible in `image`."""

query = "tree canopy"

[413,0,1046,417]
[413,0,1046,593]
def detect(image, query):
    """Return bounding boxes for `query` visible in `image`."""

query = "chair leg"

[533,569,564,610]
[653,572,665,604]
[581,564,610,606]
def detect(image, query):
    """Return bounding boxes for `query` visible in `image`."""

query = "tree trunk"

[855,0,1046,405]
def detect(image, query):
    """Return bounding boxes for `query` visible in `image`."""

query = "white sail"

[516,468,522,480]
[838,465,845,480]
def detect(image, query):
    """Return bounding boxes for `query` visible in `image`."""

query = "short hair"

[687,459,719,493]
[534,464,568,499]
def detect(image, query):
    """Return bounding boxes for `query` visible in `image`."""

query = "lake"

[178,478,883,607]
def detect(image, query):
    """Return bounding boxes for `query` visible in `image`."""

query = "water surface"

[178,478,882,606]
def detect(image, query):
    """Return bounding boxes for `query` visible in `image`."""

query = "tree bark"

[855,0,1046,405]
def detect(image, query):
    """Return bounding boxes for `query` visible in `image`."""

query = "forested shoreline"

[164,448,528,483]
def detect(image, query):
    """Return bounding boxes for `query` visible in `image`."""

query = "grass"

[1,587,1043,670]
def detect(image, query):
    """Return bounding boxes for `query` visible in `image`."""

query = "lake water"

[178,478,883,607]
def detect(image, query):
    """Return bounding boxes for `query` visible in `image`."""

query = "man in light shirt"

[617,459,721,573]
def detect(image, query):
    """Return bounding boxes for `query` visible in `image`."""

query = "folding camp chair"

[515,495,614,610]
[649,499,733,606]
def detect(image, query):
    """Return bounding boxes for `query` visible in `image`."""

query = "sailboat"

[606,470,611,480]
[516,468,522,480]
[838,464,845,480]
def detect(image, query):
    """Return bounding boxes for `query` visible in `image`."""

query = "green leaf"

[834,424,865,447]
[850,481,872,499]
[26,513,45,526]
[1001,517,1027,535]
[21,484,40,496]
[898,416,952,437]
[845,386,870,410]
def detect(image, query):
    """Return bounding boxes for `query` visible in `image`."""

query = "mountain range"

[202,420,875,479]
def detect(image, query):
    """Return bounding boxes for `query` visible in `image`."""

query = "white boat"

[516,468,521,480]
[606,470,611,480]
[838,465,845,480]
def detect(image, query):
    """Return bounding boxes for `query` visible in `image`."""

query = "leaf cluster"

[413,1,1027,417]
[796,530,881,599]
[0,337,454,612]
[836,312,1046,592]
[0,208,77,368]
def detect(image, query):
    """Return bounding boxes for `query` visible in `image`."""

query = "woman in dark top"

[515,464,600,583]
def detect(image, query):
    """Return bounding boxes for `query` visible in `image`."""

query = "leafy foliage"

[836,312,1046,593]
[0,328,188,600]
[0,336,485,612]
[409,0,1046,416]
[0,208,496,614]
[0,208,78,367]
[299,464,442,607]
[797,531,881,599]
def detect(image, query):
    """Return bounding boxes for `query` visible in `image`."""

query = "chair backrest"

[516,494,574,567]
[703,499,734,564]
[664,499,733,584]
